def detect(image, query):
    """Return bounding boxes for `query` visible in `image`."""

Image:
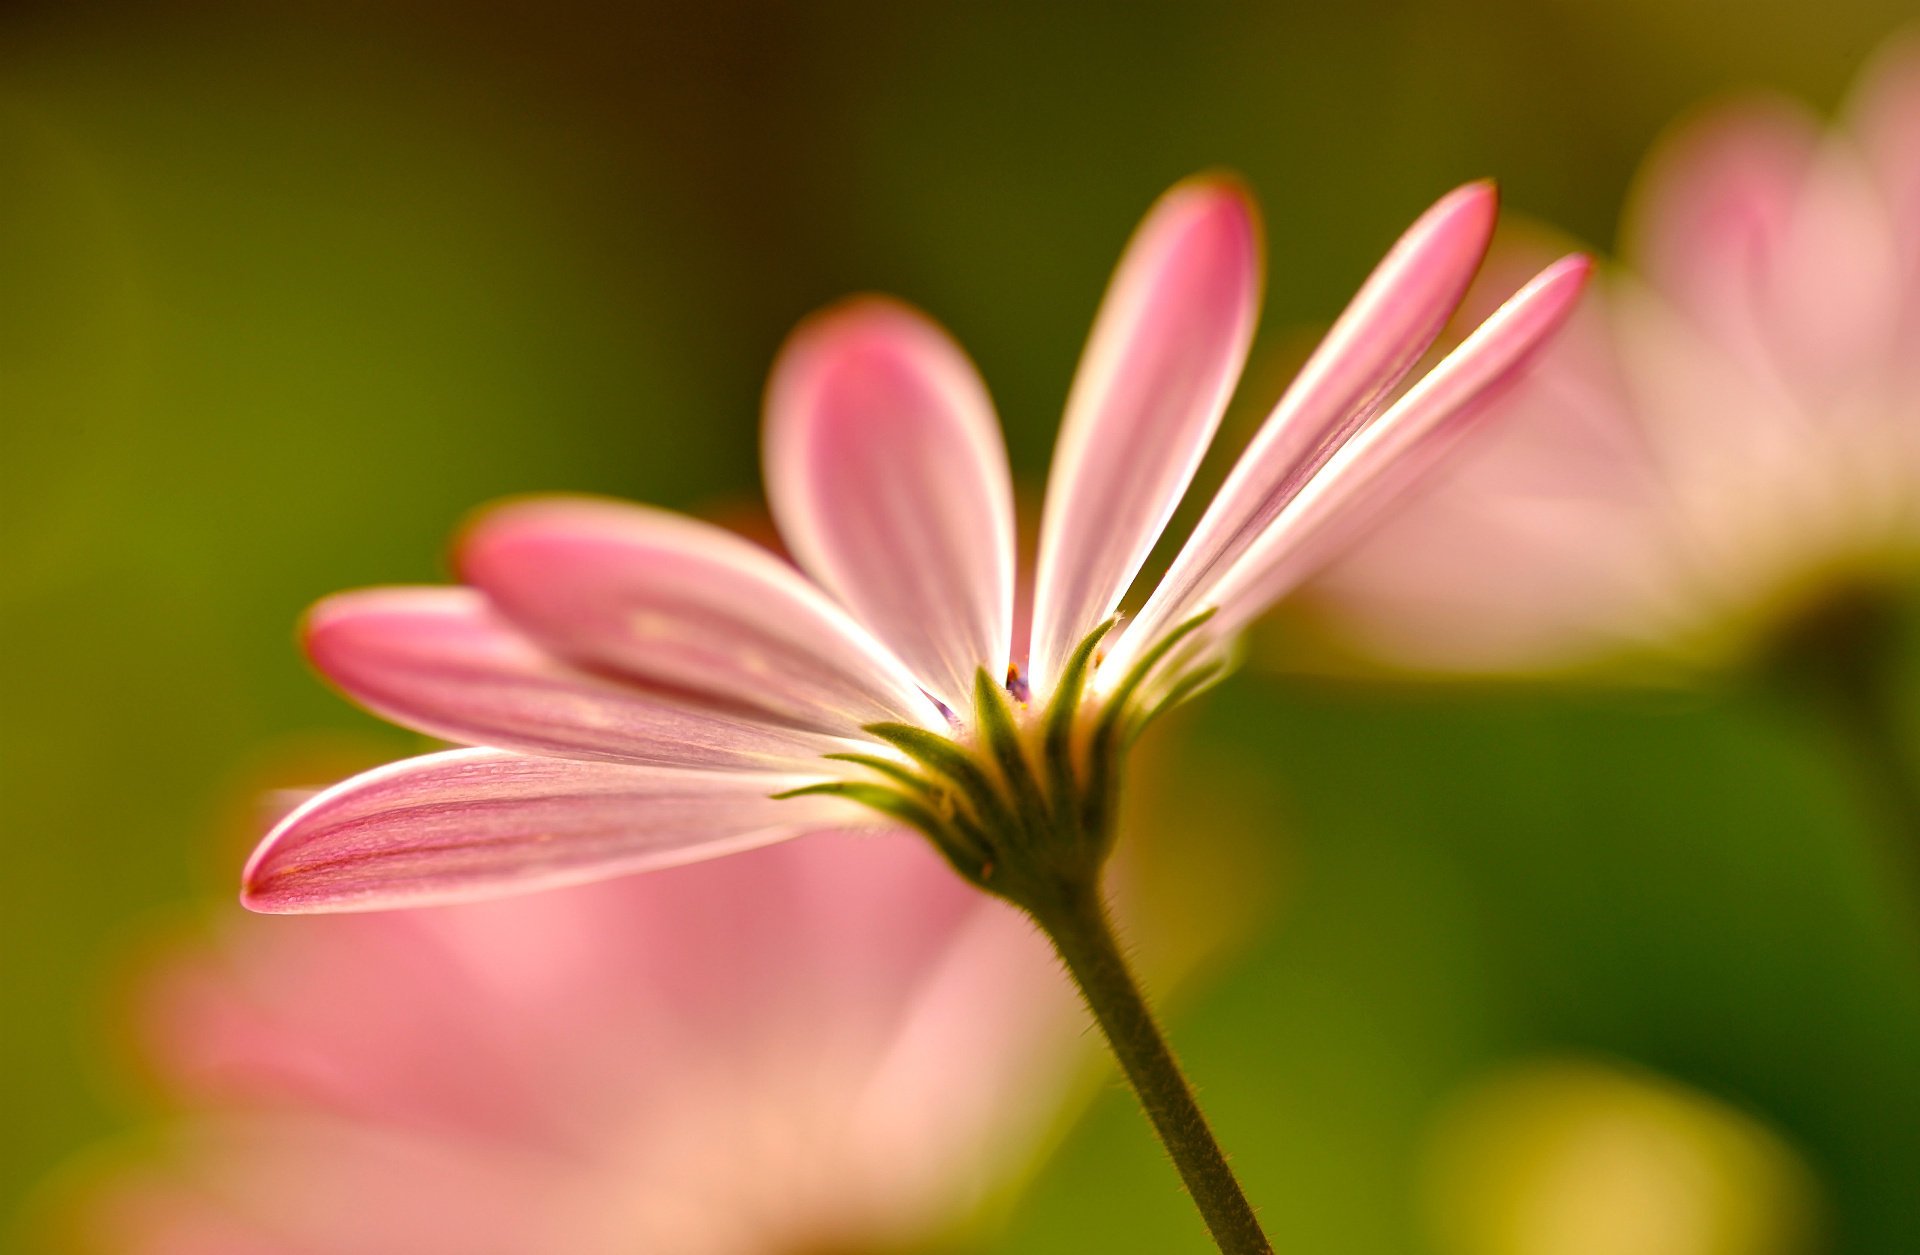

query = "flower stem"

[1029,882,1272,1255]
[1771,586,1920,903]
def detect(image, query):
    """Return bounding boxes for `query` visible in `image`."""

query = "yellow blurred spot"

[1423,1058,1821,1255]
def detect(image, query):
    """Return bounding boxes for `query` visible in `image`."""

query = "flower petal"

[458,497,948,735]
[763,298,1015,710]
[305,587,858,771]
[1114,254,1594,667]
[241,749,861,913]
[1026,175,1262,692]
[1853,35,1920,299]
[1121,181,1499,657]
[1624,98,1818,366]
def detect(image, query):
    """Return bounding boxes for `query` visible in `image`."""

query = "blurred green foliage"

[5,2,1920,1251]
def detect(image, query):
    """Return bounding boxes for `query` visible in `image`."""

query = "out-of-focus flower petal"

[1189,255,1594,647]
[848,890,1082,1209]
[1027,175,1262,692]
[1627,98,1819,357]
[1122,181,1499,655]
[241,749,859,913]
[304,587,858,771]
[763,298,1015,711]
[114,829,1094,1254]
[87,1169,305,1255]
[1303,265,1692,674]
[1768,144,1903,396]
[457,497,948,734]
[1630,99,1901,399]
[1851,35,1920,327]
[1311,49,1920,679]
[91,1117,574,1255]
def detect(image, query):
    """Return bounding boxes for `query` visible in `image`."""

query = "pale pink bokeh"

[84,829,1083,1255]
[1309,40,1920,678]
[243,173,1587,914]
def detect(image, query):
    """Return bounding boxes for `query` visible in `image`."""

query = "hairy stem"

[1030,884,1271,1255]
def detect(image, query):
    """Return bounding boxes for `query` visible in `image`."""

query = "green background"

[5,2,1919,1251]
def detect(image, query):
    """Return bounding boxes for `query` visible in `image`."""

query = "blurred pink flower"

[243,173,1588,913]
[1308,41,1920,678]
[84,830,1082,1255]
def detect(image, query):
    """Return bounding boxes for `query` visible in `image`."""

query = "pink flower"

[242,173,1589,914]
[83,830,1083,1255]
[1308,41,1920,678]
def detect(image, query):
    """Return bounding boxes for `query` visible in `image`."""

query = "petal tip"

[1539,252,1598,296]
[774,293,943,365]
[451,493,619,580]
[1445,177,1502,223]
[298,590,371,669]
[764,295,968,433]
[298,585,471,673]
[1416,179,1501,262]
[237,834,296,914]
[1160,169,1264,252]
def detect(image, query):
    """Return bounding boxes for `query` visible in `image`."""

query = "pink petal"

[1633,92,1903,400]
[763,298,1016,711]
[305,587,856,771]
[1120,181,1499,656]
[100,1117,574,1255]
[1026,175,1262,691]
[1762,139,1903,397]
[458,497,947,735]
[1624,99,1818,362]
[1169,254,1595,650]
[241,749,860,913]
[86,1173,300,1255]
[1853,34,1920,297]
[848,894,1081,1210]
[1306,261,1682,673]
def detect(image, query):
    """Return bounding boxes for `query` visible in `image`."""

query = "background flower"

[1304,39,1920,679]
[71,830,1084,1255]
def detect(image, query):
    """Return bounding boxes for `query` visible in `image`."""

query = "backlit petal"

[1115,254,1593,668]
[1122,181,1498,655]
[242,749,860,913]
[764,298,1015,710]
[1027,175,1261,692]
[305,587,856,771]
[459,497,947,734]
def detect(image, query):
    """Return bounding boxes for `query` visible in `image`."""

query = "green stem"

[1796,650,1920,902]
[1771,586,1920,902]
[1030,884,1272,1255]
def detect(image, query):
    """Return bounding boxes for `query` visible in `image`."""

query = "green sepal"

[1126,660,1226,746]
[972,666,1052,838]
[1040,618,1117,801]
[773,780,989,876]
[820,751,937,797]
[1090,608,1217,753]
[862,720,1016,831]
[769,780,940,830]
[1079,609,1218,839]
[1041,617,1117,746]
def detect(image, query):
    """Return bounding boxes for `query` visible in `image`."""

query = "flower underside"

[779,612,1218,914]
